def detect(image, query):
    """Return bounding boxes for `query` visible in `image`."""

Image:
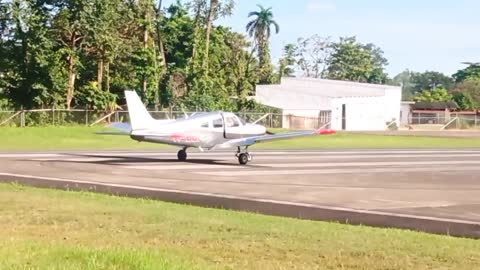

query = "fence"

[406,112,480,130]
[0,108,289,128]
[2,108,479,130]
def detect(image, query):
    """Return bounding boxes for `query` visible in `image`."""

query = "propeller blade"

[252,113,271,124]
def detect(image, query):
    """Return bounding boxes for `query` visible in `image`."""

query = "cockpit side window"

[225,116,240,127]
[201,122,209,128]
[213,118,223,128]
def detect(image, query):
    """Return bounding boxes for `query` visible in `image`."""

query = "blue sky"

[164,0,480,77]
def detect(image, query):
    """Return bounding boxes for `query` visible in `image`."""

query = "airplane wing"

[213,128,336,149]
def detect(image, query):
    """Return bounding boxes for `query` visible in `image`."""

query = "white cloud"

[306,1,336,13]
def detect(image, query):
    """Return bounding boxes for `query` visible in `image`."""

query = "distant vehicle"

[100,90,336,165]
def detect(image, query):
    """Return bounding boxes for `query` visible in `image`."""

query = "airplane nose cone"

[259,125,267,134]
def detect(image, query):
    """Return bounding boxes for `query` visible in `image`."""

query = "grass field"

[1,126,480,151]
[1,183,479,270]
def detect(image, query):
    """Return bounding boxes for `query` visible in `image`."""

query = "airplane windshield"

[233,115,246,125]
[238,117,246,125]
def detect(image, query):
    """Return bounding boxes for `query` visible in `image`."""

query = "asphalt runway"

[1,148,480,238]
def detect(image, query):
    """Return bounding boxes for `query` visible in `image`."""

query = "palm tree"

[246,4,279,82]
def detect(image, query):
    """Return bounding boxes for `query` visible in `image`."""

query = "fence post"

[21,110,25,127]
[85,110,89,126]
[52,107,55,126]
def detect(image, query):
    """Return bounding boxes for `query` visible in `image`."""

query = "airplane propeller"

[251,113,271,125]
[249,113,276,134]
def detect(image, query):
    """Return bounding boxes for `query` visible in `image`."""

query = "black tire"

[238,153,249,165]
[177,149,187,161]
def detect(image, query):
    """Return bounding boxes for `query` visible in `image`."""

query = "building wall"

[400,103,414,126]
[331,96,386,131]
[253,78,402,131]
[384,88,402,126]
[254,85,332,112]
[329,93,401,131]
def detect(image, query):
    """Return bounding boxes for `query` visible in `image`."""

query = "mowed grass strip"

[0,183,479,270]
[1,126,480,151]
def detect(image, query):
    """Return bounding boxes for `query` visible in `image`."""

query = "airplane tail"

[124,90,154,130]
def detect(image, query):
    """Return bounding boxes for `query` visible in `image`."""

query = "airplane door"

[222,113,242,139]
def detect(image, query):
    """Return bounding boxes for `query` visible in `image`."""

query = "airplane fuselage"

[129,112,266,149]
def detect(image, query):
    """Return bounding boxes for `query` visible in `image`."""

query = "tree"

[392,70,416,101]
[278,43,296,79]
[453,63,480,83]
[203,0,218,71]
[8,0,62,108]
[246,4,279,84]
[51,0,88,109]
[0,0,271,114]
[81,0,126,93]
[293,35,331,78]
[0,0,12,108]
[411,71,453,92]
[324,36,388,84]
[450,78,480,110]
[204,0,235,72]
[412,87,452,102]
[362,43,388,84]
[393,70,453,101]
[154,0,167,68]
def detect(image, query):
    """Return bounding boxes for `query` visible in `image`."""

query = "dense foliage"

[393,65,480,109]
[2,0,480,112]
[0,0,276,112]
[279,36,389,84]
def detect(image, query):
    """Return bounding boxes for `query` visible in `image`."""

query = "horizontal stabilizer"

[107,122,132,133]
[95,122,132,136]
[95,131,131,136]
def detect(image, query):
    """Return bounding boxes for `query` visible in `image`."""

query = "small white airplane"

[101,90,336,165]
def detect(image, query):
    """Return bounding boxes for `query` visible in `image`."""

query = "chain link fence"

[0,109,289,129]
[3,108,479,130]
[406,112,480,130]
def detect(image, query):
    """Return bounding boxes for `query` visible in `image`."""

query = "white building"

[253,77,402,131]
[400,101,415,126]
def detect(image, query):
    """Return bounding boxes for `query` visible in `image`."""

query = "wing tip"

[315,129,336,135]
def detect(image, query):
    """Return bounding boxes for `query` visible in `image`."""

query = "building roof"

[256,77,400,98]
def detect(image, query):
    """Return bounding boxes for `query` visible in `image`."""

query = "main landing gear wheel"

[177,149,187,161]
[236,147,252,165]
[238,153,249,165]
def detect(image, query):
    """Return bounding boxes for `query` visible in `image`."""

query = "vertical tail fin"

[124,90,154,130]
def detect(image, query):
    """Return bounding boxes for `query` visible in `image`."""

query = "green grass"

[0,126,170,151]
[1,126,480,151]
[0,183,479,269]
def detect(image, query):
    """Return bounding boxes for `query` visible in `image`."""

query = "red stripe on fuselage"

[169,133,200,142]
